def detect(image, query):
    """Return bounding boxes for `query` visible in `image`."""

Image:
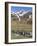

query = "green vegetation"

[11,32,32,39]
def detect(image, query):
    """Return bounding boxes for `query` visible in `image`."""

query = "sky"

[11,6,32,13]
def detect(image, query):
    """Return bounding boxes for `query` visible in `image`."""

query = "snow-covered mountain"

[12,10,32,16]
[11,10,32,21]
